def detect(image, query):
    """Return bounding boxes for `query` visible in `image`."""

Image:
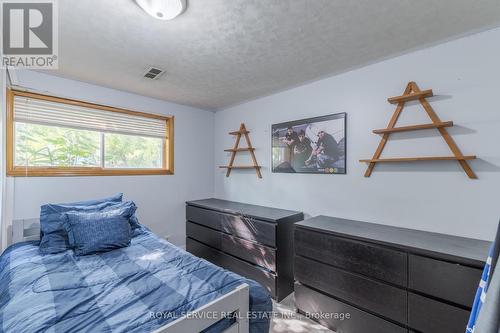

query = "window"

[7,89,174,176]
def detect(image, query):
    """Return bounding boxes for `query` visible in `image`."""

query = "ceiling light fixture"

[135,0,186,21]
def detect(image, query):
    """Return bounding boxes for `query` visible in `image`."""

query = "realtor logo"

[1,0,58,68]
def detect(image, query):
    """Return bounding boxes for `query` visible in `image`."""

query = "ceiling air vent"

[143,67,165,80]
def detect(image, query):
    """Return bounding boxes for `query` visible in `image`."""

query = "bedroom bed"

[0,219,272,333]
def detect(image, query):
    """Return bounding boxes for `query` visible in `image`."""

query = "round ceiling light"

[135,0,186,21]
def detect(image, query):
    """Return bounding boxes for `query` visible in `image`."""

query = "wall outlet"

[163,234,171,241]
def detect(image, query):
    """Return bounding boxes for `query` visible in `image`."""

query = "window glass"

[14,122,100,167]
[104,133,163,169]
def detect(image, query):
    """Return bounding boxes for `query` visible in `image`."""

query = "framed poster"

[272,113,346,174]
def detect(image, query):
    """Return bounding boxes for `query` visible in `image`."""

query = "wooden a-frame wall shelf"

[219,123,262,178]
[360,81,477,179]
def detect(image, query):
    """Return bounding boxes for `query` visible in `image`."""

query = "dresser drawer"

[408,292,470,333]
[186,205,221,230]
[295,256,407,324]
[187,238,276,297]
[187,205,277,247]
[295,228,407,286]
[186,221,222,249]
[295,283,407,333]
[221,214,276,247]
[187,221,276,272]
[187,237,223,265]
[409,255,481,308]
[222,233,276,272]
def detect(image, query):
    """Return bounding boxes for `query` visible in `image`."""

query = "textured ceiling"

[46,0,500,110]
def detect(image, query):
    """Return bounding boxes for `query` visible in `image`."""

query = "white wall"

[214,27,500,241]
[3,70,214,249]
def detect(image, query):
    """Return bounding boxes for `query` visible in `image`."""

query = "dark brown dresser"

[186,198,303,301]
[294,216,491,333]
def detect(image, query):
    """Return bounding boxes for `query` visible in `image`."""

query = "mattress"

[0,229,272,333]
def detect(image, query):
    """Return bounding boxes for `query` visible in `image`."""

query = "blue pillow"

[129,214,145,237]
[64,193,123,207]
[39,193,123,254]
[106,201,143,236]
[63,201,137,256]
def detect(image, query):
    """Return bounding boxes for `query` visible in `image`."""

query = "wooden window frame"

[6,89,174,177]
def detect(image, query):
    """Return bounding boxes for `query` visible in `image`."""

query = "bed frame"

[11,218,250,333]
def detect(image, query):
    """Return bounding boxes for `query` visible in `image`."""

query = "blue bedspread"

[0,230,272,333]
